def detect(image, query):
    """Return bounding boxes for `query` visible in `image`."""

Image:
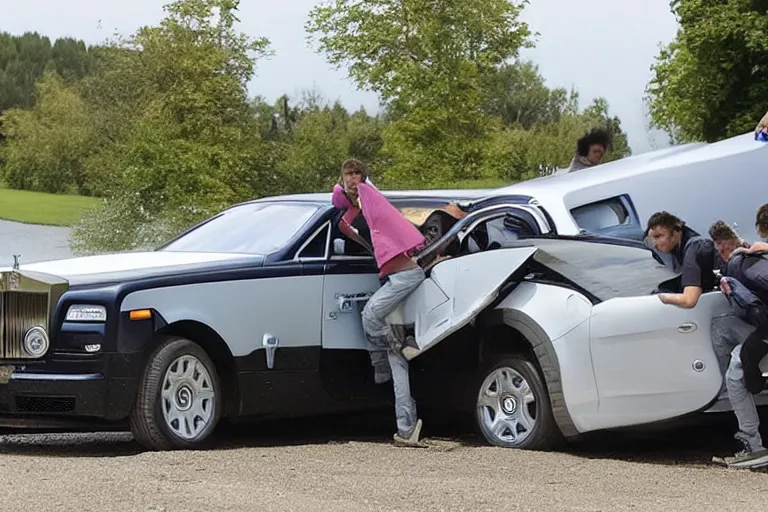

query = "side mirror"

[333,238,346,255]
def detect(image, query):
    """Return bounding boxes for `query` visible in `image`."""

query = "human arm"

[744,241,768,254]
[332,184,354,209]
[658,286,703,308]
[657,239,714,308]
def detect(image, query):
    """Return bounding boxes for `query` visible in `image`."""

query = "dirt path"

[0,414,766,512]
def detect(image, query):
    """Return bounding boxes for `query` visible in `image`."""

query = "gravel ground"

[0,412,767,512]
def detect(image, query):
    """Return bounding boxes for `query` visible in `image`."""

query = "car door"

[320,196,475,353]
[386,205,550,358]
[317,196,489,399]
[587,290,732,430]
[391,246,538,356]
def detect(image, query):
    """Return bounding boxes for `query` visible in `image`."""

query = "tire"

[129,336,222,451]
[474,356,563,450]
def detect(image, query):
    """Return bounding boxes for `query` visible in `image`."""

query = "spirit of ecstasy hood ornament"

[12,254,20,270]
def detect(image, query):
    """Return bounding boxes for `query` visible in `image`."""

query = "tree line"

[2,0,759,254]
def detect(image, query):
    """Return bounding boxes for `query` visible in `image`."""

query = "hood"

[8,251,263,287]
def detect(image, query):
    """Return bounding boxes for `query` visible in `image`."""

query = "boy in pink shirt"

[332,159,427,447]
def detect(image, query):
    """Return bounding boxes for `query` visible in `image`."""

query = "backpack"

[721,251,768,328]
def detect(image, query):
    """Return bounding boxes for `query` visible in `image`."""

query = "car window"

[398,206,447,226]
[161,202,320,255]
[570,196,631,233]
[462,211,543,254]
[298,222,330,259]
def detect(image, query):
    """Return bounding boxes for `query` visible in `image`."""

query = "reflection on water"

[0,219,74,268]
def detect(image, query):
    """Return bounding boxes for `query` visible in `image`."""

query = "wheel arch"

[153,320,240,419]
[478,307,580,438]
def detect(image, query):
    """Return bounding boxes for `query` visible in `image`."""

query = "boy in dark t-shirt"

[645,211,719,308]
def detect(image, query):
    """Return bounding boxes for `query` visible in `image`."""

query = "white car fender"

[483,281,596,437]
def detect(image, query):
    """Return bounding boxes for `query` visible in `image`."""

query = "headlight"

[66,305,107,322]
[24,326,49,357]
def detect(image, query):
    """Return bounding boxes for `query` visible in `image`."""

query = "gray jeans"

[714,313,767,451]
[712,313,755,377]
[727,343,765,451]
[361,266,425,437]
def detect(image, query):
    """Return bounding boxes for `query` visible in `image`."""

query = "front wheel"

[129,336,222,451]
[474,356,563,450]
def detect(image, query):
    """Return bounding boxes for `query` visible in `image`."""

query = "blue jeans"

[361,266,425,436]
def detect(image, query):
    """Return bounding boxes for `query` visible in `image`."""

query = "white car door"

[587,290,731,430]
[385,204,551,358]
[388,246,538,357]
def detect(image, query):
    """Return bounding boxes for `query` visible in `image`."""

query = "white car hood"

[6,251,261,286]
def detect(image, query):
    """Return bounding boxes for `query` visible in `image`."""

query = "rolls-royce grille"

[0,291,49,359]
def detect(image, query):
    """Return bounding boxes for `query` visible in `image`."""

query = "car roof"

[483,131,764,202]
[241,187,499,207]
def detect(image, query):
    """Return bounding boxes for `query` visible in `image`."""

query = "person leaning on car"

[644,211,718,308]
[707,221,755,376]
[710,207,768,468]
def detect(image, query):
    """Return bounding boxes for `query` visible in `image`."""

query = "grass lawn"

[0,185,99,227]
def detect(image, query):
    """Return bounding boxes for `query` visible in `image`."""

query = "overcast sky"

[5,0,680,154]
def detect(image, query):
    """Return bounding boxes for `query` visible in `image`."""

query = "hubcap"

[161,355,216,441]
[501,395,518,414]
[477,367,537,445]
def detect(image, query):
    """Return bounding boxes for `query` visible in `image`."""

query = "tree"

[306,0,532,186]
[581,97,631,162]
[0,32,91,113]
[70,0,274,254]
[253,90,384,194]
[646,0,768,143]
[1,72,94,194]
[481,60,575,129]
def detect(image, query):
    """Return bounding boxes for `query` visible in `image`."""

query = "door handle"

[336,292,374,312]
[263,333,279,369]
[678,322,697,334]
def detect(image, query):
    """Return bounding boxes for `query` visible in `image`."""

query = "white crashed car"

[387,203,749,449]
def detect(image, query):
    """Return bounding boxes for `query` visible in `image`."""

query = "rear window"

[570,196,631,232]
[399,207,444,226]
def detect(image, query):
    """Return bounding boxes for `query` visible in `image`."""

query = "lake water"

[0,219,74,268]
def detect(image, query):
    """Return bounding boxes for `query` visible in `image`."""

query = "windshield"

[161,202,321,254]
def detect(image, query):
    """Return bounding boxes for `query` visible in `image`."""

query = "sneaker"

[724,449,768,469]
[393,419,427,448]
[722,432,768,469]
[401,346,420,359]
[400,335,420,359]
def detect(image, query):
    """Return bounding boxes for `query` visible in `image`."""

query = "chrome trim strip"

[10,373,103,381]
[293,220,332,261]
